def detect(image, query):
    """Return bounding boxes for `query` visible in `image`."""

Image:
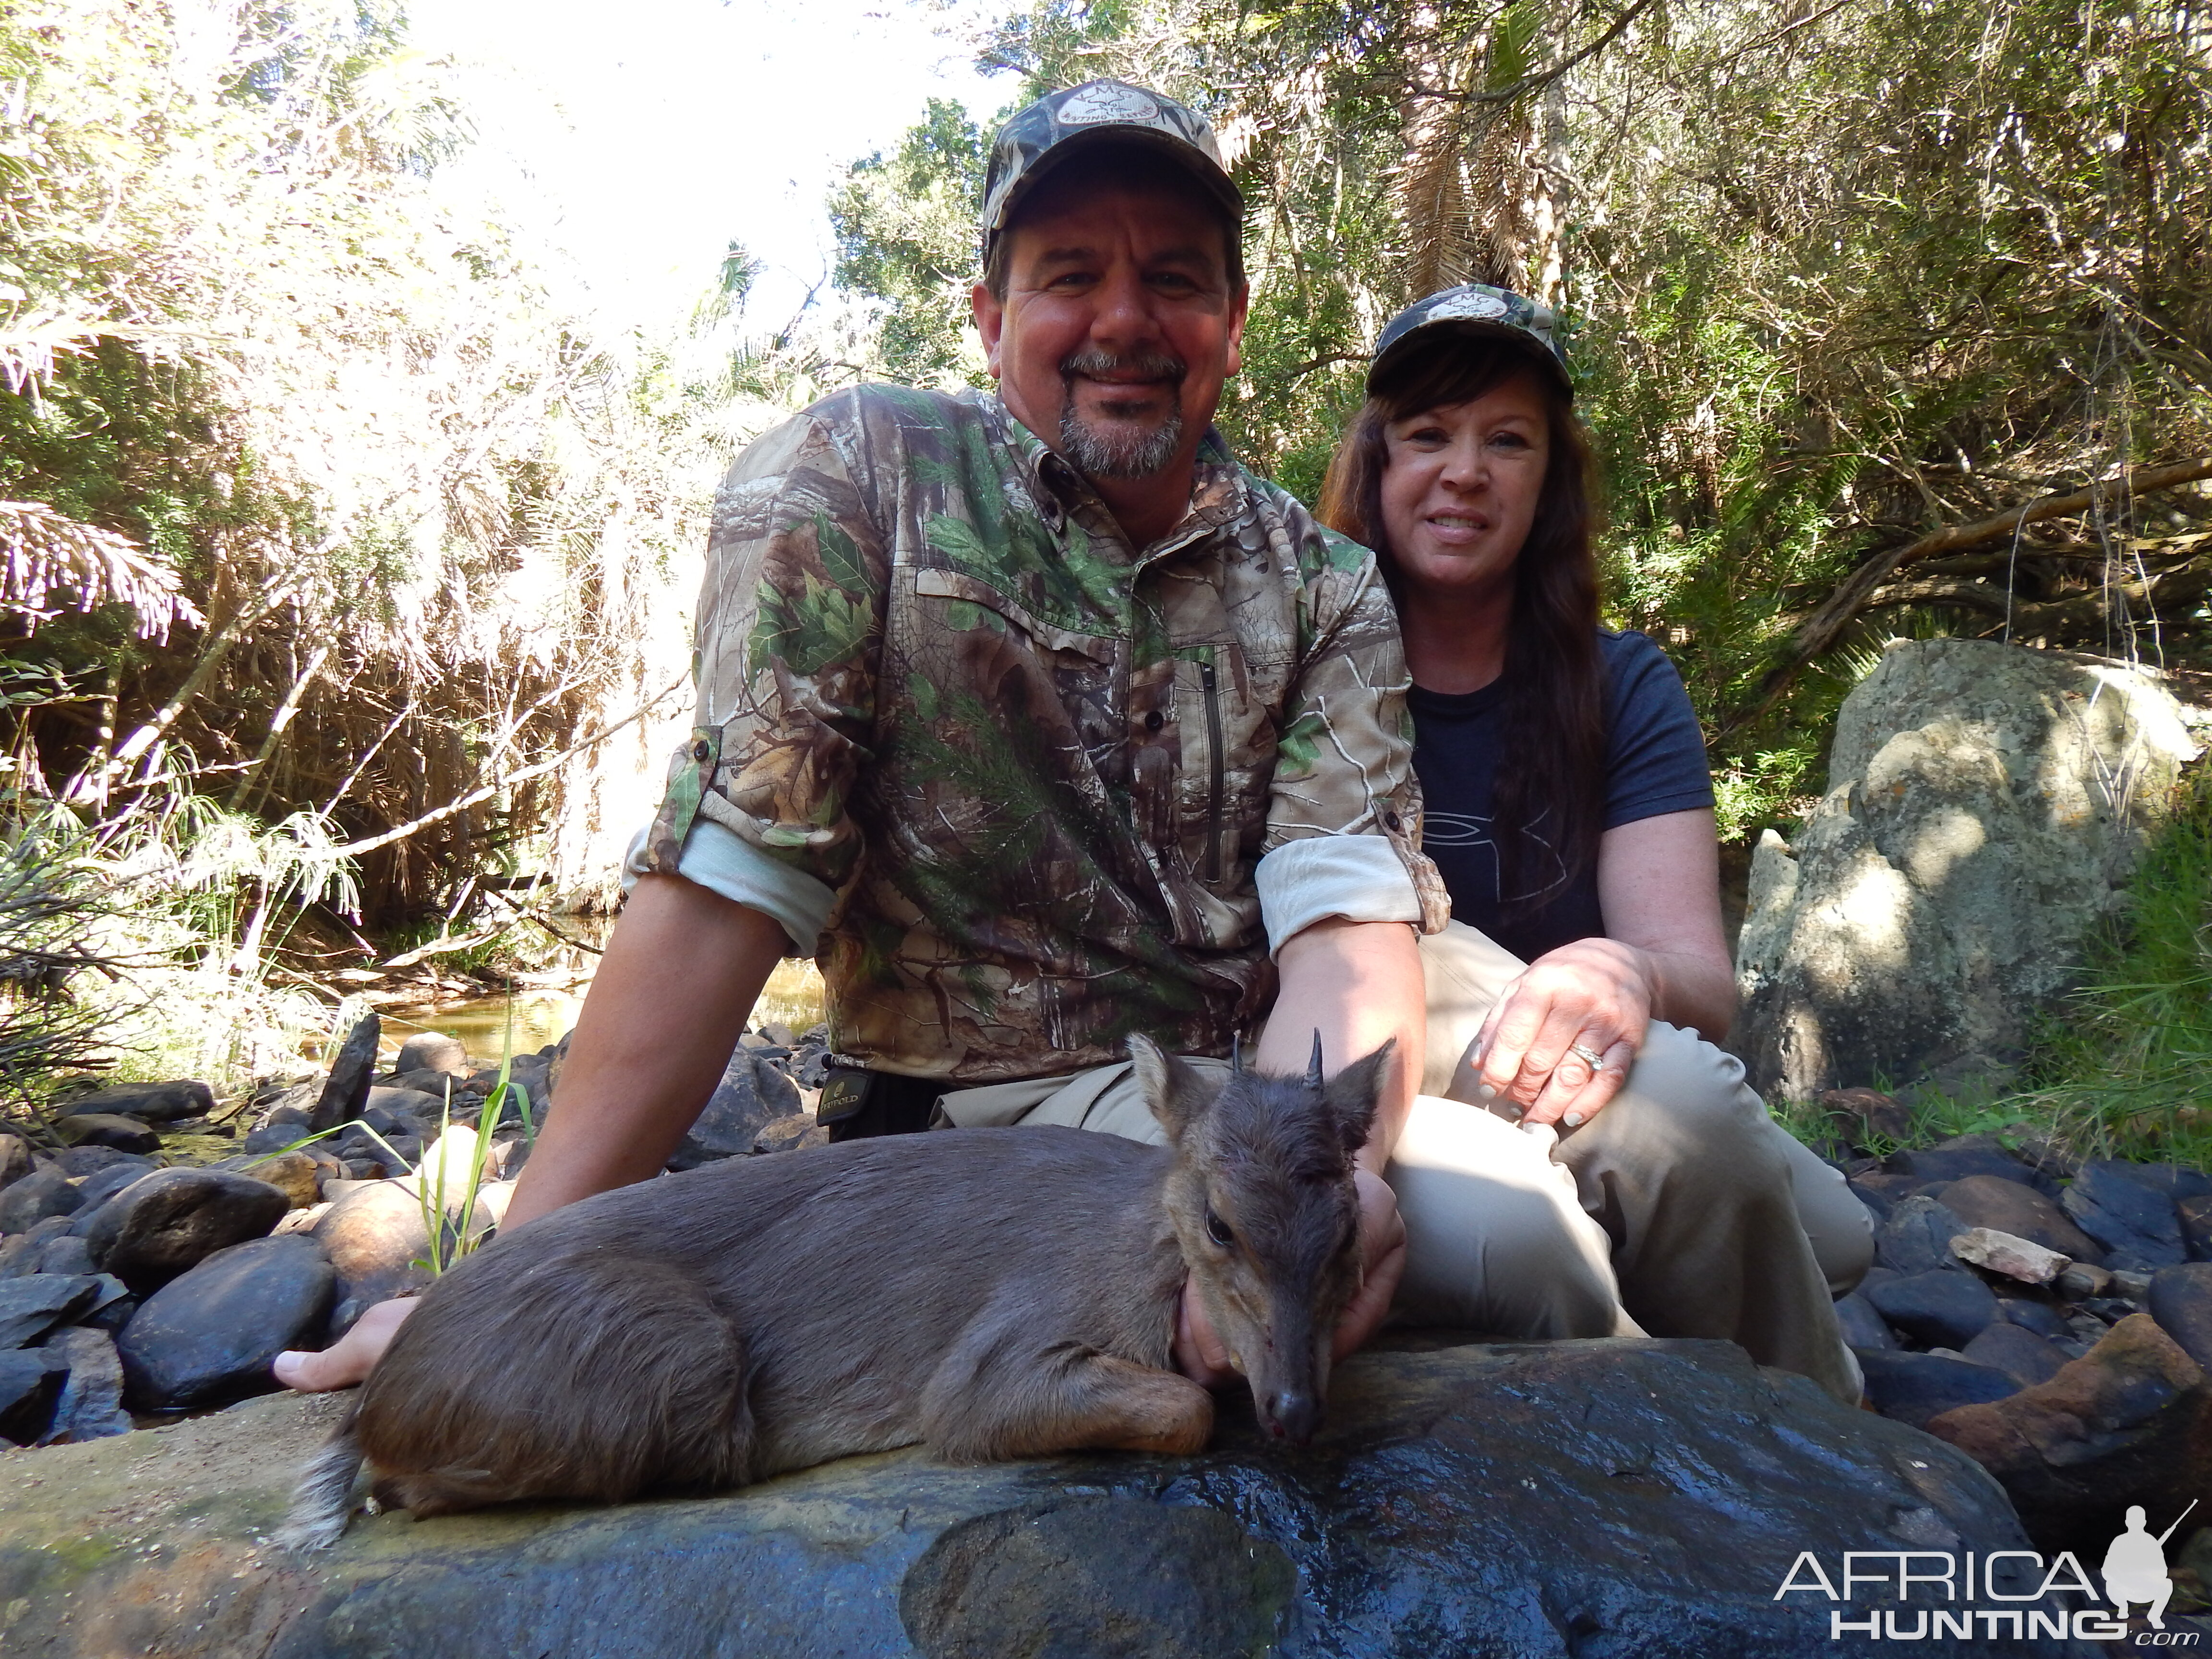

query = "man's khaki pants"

[935,920,1871,1404]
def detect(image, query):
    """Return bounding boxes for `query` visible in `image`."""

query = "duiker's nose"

[1266,1389,1321,1445]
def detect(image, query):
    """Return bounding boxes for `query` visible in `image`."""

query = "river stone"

[30,1234,96,1277]
[1960,1321,2069,1389]
[310,1012,380,1135]
[1874,1194,1969,1275]
[1888,1138,2056,1195]
[1832,1290,1895,1349]
[0,1132,31,1190]
[53,1114,160,1154]
[1933,1173,2099,1260]
[0,1215,70,1277]
[1997,1297,2074,1342]
[38,1326,133,1443]
[244,1150,324,1211]
[54,1081,215,1125]
[1864,1268,1999,1348]
[0,1167,84,1235]
[82,1168,291,1292]
[0,1339,2047,1658]
[2149,1262,2212,1372]
[0,1274,104,1347]
[392,1032,469,1076]
[116,1233,334,1410]
[310,1180,430,1333]
[1855,1349,2020,1428]
[1732,638,2202,1098]
[668,1047,805,1170]
[2063,1162,2186,1271]
[0,1347,65,1443]
[1925,1312,2212,1554]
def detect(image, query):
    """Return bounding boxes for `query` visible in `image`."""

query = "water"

[375,960,828,1069]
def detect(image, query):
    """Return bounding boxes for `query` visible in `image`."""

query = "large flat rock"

[0,1339,2059,1657]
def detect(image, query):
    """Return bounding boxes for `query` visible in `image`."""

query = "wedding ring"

[1567,1042,1607,1069]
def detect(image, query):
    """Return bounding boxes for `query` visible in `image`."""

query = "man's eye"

[1205,1210,1236,1247]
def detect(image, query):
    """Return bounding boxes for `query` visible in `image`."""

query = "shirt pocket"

[1171,642,1270,890]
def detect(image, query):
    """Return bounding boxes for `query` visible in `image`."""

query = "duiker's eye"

[1205,1210,1236,1248]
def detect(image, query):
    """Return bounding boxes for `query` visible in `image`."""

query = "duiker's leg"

[1418,920,1865,1403]
[919,1320,1212,1460]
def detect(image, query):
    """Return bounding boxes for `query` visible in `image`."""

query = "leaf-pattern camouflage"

[646,385,1448,1082]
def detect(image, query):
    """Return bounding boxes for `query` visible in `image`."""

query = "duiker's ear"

[1322,1038,1395,1156]
[1129,1034,1217,1143]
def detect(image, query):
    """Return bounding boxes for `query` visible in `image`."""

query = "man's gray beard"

[1058,399,1185,479]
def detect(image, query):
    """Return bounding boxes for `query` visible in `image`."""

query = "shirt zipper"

[1200,657,1225,883]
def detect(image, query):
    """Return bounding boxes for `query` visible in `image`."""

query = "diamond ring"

[1567,1042,1607,1069]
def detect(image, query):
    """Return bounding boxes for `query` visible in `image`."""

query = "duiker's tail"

[274,1404,366,1551]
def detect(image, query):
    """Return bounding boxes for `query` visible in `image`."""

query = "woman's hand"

[1472,937,1656,1129]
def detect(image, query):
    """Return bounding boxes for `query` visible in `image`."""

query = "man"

[280,79,1445,1392]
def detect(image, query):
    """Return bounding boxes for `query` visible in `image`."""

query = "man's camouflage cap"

[1369,283,1573,400]
[981,80,1244,256]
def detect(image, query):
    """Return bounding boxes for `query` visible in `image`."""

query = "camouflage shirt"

[644,385,1447,1082]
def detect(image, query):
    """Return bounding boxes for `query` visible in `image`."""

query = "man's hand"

[1173,1168,1407,1384]
[274,1296,415,1391]
[1472,937,1655,1130]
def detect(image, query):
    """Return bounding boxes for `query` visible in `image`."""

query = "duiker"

[281,1033,1389,1548]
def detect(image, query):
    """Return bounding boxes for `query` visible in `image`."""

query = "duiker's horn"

[1231,1033,1244,1075]
[1305,1030,1325,1087]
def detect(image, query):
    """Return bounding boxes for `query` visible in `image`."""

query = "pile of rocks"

[0,1015,831,1449]
[1833,1119,2212,1553]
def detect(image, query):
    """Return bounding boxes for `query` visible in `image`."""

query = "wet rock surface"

[0,1340,2050,1659]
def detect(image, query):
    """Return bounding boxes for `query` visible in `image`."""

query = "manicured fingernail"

[1563,1112,1585,1128]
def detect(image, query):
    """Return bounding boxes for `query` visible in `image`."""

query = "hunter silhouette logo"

[2105,1501,2198,1629]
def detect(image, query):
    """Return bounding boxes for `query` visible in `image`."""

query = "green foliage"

[830,99,993,390]
[1993,771,2212,1166]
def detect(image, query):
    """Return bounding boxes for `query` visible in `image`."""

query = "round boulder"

[116,1232,335,1409]
[394,1032,469,1076]
[311,1180,431,1334]
[82,1167,291,1291]
[53,1114,159,1155]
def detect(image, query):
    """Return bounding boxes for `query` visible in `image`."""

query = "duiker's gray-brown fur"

[279,1034,1390,1547]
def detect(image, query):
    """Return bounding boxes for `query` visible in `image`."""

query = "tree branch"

[1717,455,2212,740]
[323,674,687,860]
[1408,0,1664,108]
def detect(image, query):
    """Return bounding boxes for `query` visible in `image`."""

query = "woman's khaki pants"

[934,920,1871,1404]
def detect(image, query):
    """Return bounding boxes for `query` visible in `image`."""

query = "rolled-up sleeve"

[1256,532,1450,953]
[637,397,889,920]
[621,820,839,956]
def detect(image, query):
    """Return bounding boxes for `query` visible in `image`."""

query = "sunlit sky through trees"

[406,0,1003,330]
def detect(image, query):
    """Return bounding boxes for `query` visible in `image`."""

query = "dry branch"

[323,673,687,860]
[1719,455,2212,738]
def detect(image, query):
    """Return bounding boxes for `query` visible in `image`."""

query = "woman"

[1321,285,1872,1398]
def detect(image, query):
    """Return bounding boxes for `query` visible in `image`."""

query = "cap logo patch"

[1425,291,1511,322]
[1058,84,1163,127]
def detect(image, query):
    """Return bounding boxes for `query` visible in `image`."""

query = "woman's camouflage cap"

[1369,284,1573,399]
[981,80,1244,257]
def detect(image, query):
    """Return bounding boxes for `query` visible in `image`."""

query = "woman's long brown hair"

[1317,343,1606,919]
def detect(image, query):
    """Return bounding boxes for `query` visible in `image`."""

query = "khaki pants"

[936,920,1870,1404]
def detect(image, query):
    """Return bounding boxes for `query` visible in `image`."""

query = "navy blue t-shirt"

[1410,629,1714,964]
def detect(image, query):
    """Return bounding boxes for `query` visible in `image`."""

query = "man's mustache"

[1059,349,1187,388]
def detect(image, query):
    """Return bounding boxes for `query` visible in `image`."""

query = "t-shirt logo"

[1058,84,1163,127]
